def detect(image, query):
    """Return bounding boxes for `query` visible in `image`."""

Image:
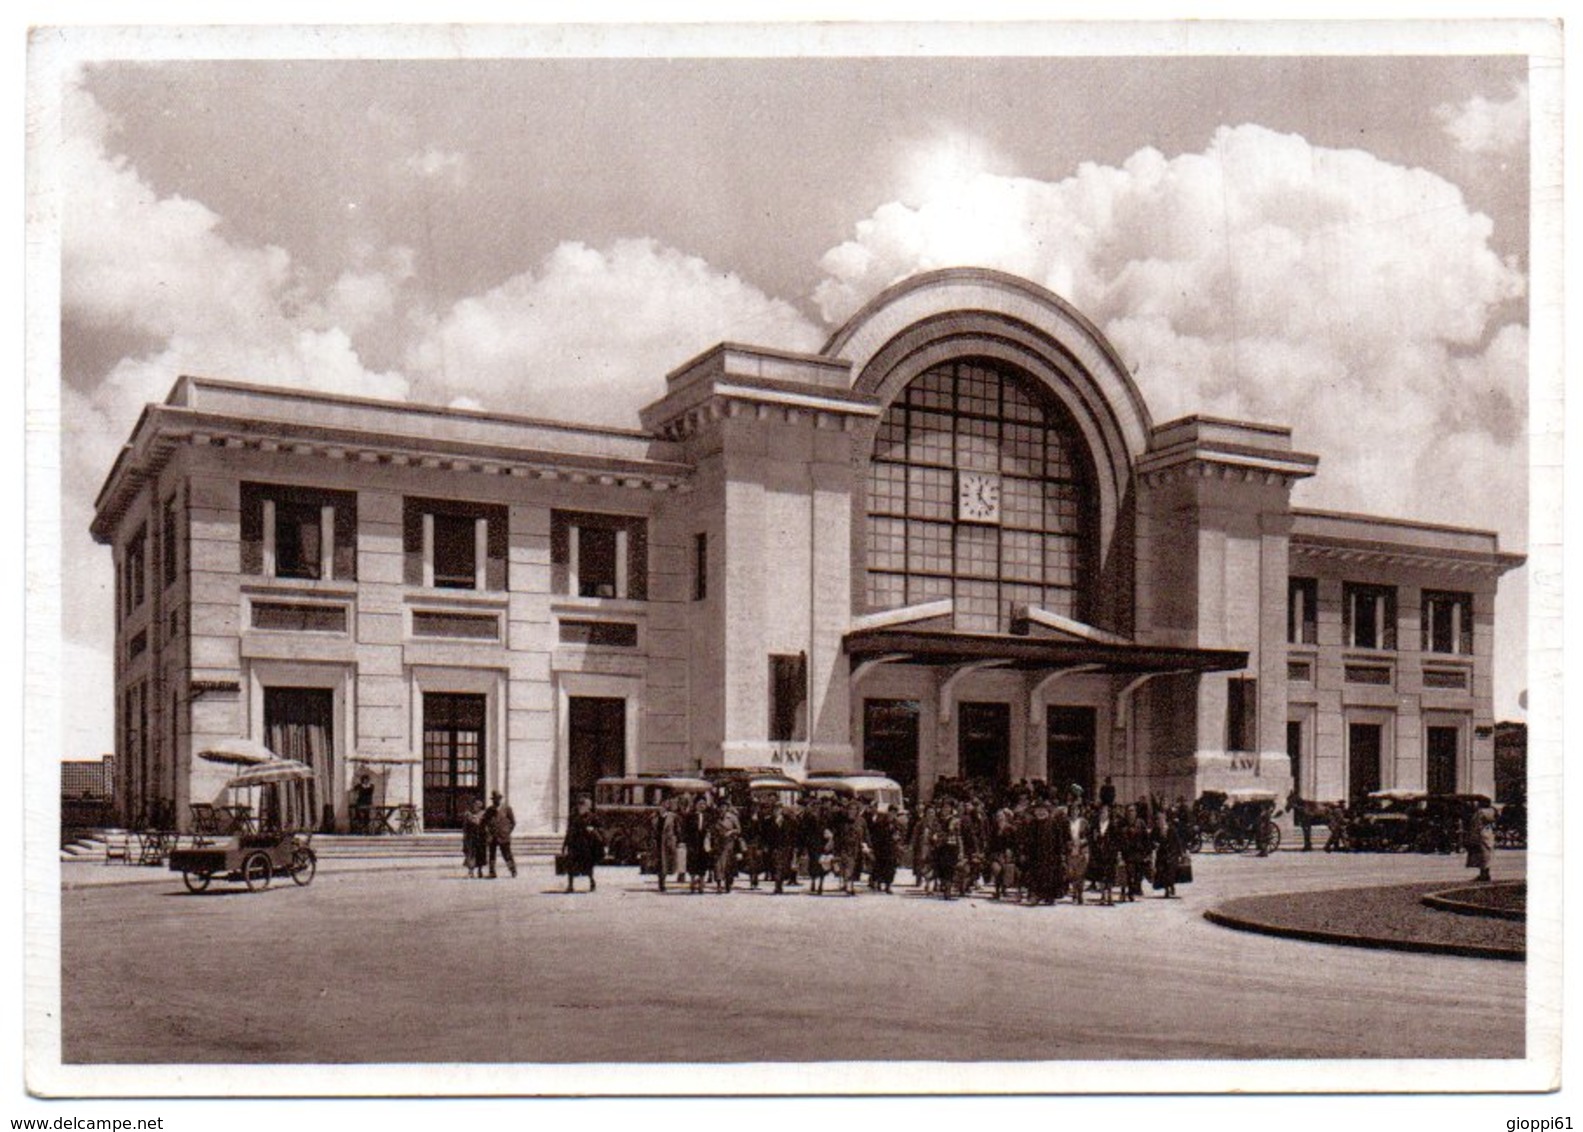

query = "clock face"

[956,472,1002,524]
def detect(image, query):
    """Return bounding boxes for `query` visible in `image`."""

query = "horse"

[1286,790,1344,851]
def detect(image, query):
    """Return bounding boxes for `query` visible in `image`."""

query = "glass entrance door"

[568,696,626,812]
[958,701,1011,787]
[1047,706,1097,799]
[423,693,486,830]
[1426,726,1459,795]
[863,699,920,798]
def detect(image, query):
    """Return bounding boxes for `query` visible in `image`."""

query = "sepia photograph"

[21,15,1564,1106]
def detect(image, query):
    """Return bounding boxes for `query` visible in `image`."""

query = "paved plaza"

[60,849,1525,1065]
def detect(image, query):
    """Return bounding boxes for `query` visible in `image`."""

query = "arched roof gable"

[821,268,1152,462]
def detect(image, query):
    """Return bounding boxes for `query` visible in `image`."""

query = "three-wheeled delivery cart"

[169,757,318,892]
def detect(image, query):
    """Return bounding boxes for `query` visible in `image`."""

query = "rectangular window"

[123,525,147,616]
[161,495,179,587]
[1226,677,1258,753]
[241,483,358,582]
[551,510,647,600]
[412,610,501,640]
[1344,664,1393,686]
[1287,577,1318,645]
[1422,590,1474,655]
[273,499,328,580]
[431,513,480,589]
[558,619,638,647]
[403,497,508,591]
[251,602,350,633]
[1423,668,1469,690]
[693,532,708,601]
[1343,583,1397,650]
[768,653,808,742]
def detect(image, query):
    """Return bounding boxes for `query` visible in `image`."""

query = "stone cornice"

[1291,537,1526,577]
[1135,448,1321,489]
[91,407,694,544]
[642,381,881,442]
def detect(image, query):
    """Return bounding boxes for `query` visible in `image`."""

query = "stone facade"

[92,269,1522,834]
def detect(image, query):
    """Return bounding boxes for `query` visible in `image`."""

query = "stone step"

[60,832,567,863]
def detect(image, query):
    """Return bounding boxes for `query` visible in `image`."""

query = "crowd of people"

[547,775,1198,904]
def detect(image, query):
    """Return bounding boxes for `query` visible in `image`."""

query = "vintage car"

[800,771,906,812]
[591,774,713,865]
[702,766,801,811]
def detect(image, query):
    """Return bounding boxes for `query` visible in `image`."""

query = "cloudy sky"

[52,38,1535,756]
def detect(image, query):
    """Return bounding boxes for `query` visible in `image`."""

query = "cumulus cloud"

[58,73,414,749]
[814,124,1528,553]
[1436,81,1529,156]
[409,238,824,426]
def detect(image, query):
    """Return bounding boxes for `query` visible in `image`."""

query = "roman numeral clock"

[956,471,1002,524]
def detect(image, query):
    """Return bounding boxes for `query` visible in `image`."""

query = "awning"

[198,738,280,767]
[844,626,1248,675]
[226,759,316,789]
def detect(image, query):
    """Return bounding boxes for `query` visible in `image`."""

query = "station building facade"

[90,269,1523,835]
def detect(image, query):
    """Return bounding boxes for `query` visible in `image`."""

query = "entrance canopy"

[844,626,1248,676]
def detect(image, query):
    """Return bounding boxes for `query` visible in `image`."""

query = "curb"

[61,855,562,891]
[1201,907,1525,962]
[1420,883,1526,922]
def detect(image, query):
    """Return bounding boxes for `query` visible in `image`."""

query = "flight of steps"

[59,830,565,864]
[60,835,110,861]
[310,834,565,861]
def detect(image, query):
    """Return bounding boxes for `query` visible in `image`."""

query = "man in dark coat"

[484,790,517,878]
[761,800,796,894]
[1022,801,1066,905]
[868,806,898,893]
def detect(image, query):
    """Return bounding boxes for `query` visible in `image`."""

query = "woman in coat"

[651,798,680,893]
[1151,810,1183,899]
[1088,804,1120,906]
[462,796,488,879]
[713,803,743,894]
[1064,800,1091,905]
[834,800,867,896]
[1118,804,1152,902]
[1466,798,1498,882]
[561,794,605,893]
[683,796,712,894]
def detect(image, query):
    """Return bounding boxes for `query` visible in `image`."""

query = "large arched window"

[865,358,1096,632]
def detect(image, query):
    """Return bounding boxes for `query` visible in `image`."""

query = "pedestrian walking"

[931,799,963,900]
[683,795,712,894]
[1151,810,1183,899]
[713,803,743,893]
[868,806,898,893]
[1089,804,1120,906]
[484,790,517,879]
[1466,796,1498,883]
[652,797,680,892]
[1065,793,1090,905]
[762,800,795,895]
[462,796,488,879]
[560,794,604,893]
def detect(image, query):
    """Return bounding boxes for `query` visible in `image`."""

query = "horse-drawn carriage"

[1495,799,1526,849]
[1190,789,1282,854]
[1347,790,1492,854]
